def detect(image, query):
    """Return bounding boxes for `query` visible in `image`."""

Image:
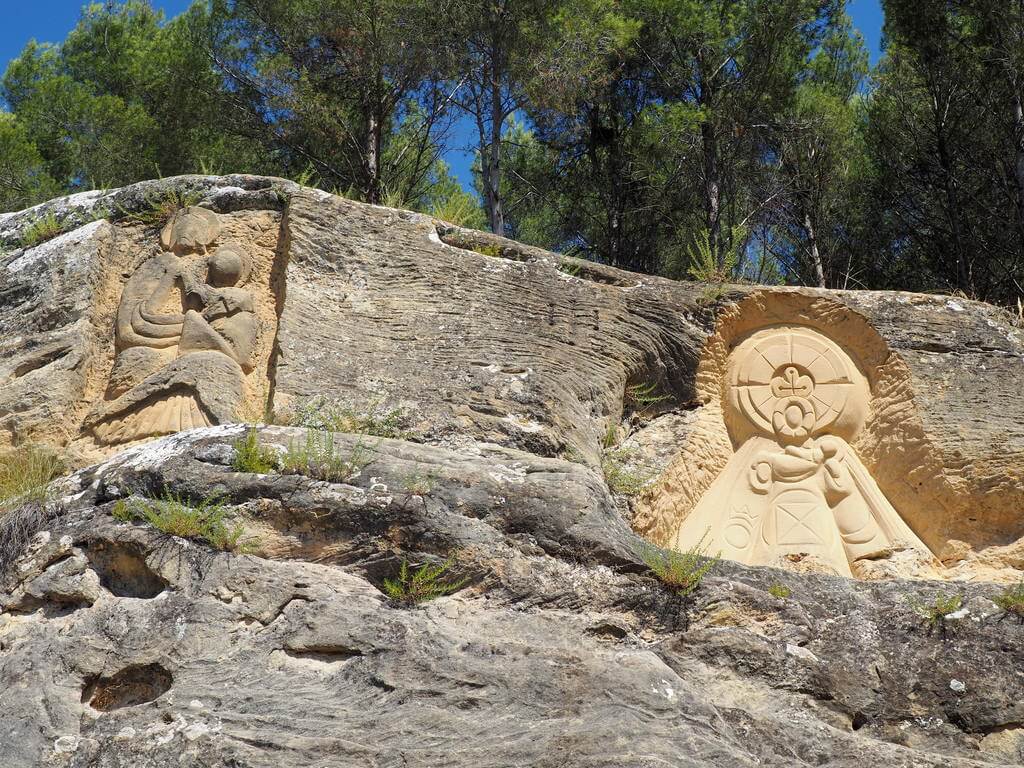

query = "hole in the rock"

[851,712,871,731]
[83,663,173,711]
[84,541,168,598]
[585,622,629,640]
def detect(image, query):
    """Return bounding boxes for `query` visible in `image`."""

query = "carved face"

[726,327,869,445]
[160,206,221,255]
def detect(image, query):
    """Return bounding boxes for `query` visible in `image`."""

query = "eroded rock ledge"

[0,426,1022,767]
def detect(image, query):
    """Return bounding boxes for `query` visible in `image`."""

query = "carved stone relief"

[673,326,933,577]
[83,207,263,446]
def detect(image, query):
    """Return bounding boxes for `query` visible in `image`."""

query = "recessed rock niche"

[81,206,280,448]
[673,326,932,577]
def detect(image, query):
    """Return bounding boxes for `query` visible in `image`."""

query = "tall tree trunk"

[701,121,723,270]
[592,105,627,269]
[697,60,723,271]
[936,126,971,294]
[802,207,826,288]
[366,108,383,205]
[486,31,505,236]
[1009,78,1024,244]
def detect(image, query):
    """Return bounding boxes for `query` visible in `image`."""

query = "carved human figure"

[674,327,932,577]
[86,209,258,445]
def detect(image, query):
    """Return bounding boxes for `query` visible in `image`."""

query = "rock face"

[1,176,1024,766]
[2,427,1023,767]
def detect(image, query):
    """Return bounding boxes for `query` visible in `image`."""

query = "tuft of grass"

[111,492,250,552]
[0,500,61,579]
[558,257,582,277]
[119,189,202,227]
[20,212,63,248]
[767,583,792,599]
[698,283,731,305]
[642,535,720,598]
[559,444,586,464]
[911,592,963,633]
[625,381,670,410]
[430,194,486,229]
[283,396,412,440]
[993,581,1024,623]
[231,427,278,474]
[382,558,468,605]
[292,164,319,188]
[601,447,654,497]
[281,429,370,483]
[400,469,436,497]
[601,421,619,450]
[472,243,502,259]
[0,446,64,511]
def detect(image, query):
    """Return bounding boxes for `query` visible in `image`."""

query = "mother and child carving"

[85,207,258,445]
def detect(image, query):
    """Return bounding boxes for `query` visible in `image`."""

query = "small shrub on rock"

[20,212,63,248]
[112,493,249,552]
[911,592,964,634]
[601,448,654,497]
[767,583,792,599]
[625,381,669,411]
[231,427,277,474]
[383,558,468,605]
[400,469,436,497]
[281,429,369,482]
[642,537,719,598]
[284,396,412,440]
[994,581,1024,623]
[119,189,202,226]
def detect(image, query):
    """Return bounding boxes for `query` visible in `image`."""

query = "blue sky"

[2,0,884,190]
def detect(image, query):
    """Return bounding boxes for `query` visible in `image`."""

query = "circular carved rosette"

[728,327,868,442]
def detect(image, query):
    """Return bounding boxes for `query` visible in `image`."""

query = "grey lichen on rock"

[1,175,1024,767]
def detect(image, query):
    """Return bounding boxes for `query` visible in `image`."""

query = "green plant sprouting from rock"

[993,581,1024,623]
[641,535,719,598]
[601,447,655,497]
[282,395,413,440]
[767,583,792,599]
[112,492,250,552]
[382,557,468,605]
[231,426,278,474]
[399,469,436,497]
[558,257,582,277]
[118,188,202,227]
[281,429,370,483]
[911,592,964,633]
[625,381,670,411]
[20,212,63,248]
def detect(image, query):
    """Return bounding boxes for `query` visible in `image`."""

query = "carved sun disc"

[732,328,857,436]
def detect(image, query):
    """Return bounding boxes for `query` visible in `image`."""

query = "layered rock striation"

[1,176,1023,766]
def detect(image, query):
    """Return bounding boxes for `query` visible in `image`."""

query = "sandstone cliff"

[1,176,1022,766]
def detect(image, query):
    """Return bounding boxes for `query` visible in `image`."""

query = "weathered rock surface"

[1,426,1023,767]
[2,176,1024,766]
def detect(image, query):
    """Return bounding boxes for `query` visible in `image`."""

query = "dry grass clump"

[112,492,251,552]
[0,446,64,511]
